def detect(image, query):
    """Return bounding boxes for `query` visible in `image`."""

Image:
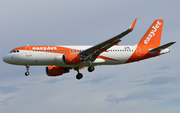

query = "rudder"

[138,19,164,48]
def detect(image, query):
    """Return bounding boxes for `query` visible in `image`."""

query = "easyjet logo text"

[32,46,57,50]
[144,21,161,44]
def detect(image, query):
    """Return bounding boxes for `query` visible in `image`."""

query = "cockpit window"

[9,50,20,53]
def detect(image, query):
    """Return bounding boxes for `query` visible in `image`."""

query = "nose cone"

[3,55,9,63]
[3,54,20,65]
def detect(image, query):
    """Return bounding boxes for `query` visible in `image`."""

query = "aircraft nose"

[3,55,10,63]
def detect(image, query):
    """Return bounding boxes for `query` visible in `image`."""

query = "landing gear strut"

[74,67,83,80]
[87,60,95,72]
[25,65,30,76]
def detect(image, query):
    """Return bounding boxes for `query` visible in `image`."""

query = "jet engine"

[46,66,69,76]
[62,54,81,65]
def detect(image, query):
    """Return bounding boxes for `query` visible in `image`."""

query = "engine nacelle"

[62,54,81,65]
[46,66,69,76]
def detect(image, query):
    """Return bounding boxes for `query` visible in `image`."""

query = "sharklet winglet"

[129,18,137,30]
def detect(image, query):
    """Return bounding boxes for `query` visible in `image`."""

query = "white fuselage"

[3,45,137,67]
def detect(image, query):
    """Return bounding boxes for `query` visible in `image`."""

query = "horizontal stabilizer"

[149,42,176,53]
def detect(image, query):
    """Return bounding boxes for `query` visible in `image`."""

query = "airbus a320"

[3,19,176,80]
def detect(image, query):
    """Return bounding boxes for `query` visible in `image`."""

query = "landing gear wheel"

[76,73,83,80]
[88,66,95,72]
[25,72,29,76]
[25,65,30,76]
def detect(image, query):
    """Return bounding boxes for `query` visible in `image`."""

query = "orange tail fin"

[138,19,163,48]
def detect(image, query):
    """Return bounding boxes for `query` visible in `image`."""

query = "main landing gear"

[74,65,95,80]
[25,65,30,76]
[88,66,95,72]
[76,73,83,80]
[74,67,83,80]
[87,60,95,72]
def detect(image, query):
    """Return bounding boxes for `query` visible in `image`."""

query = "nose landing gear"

[25,65,30,76]
[25,71,30,76]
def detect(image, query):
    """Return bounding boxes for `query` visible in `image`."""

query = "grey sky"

[1,0,180,113]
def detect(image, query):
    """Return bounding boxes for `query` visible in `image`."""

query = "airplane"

[3,18,176,80]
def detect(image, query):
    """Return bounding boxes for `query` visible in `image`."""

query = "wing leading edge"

[79,18,137,62]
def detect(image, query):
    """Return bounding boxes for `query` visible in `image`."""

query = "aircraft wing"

[79,18,137,61]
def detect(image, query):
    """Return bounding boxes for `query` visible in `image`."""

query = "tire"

[88,66,95,72]
[25,72,29,76]
[76,73,83,80]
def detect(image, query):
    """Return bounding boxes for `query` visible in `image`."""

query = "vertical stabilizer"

[138,19,163,48]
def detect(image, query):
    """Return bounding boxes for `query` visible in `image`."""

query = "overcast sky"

[0,0,180,113]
